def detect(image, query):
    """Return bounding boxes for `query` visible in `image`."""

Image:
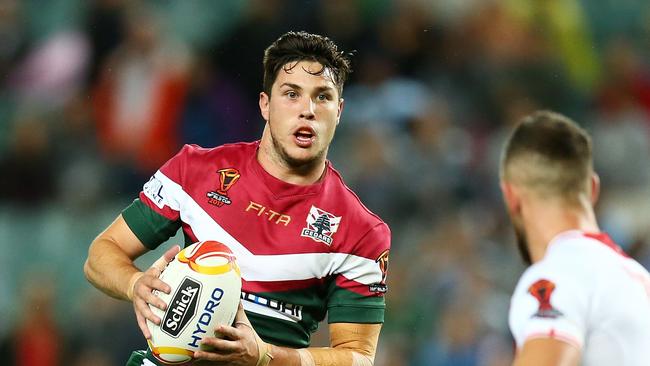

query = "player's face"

[259,61,344,169]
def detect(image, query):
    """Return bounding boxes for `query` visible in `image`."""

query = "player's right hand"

[130,245,180,339]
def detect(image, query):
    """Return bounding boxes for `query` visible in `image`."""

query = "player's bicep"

[513,337,580,366]
[94,214,149,260]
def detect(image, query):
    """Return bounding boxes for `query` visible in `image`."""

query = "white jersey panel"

[154,170,383,284]
[509,231,650,366]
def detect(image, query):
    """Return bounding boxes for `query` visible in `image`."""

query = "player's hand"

[193,303,265,366]
[130,245,180,339]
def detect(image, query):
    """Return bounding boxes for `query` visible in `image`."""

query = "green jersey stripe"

[122,199,180,249]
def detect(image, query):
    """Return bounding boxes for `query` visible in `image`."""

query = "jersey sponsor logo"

[369,283,387,293]
[528,279,563,319]
[370,249,390,293]
[207,168,240,207]
[241,291,303,321]
[161,277,202,338]
[246,201,291,226]
[300,206,341,245]
[143,176,166,209]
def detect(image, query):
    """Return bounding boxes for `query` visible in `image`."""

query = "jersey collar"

[250,142,327,199]
[548,230,629,258]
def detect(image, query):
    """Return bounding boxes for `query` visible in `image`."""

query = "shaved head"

[500,110,594,264]
[500,110,593,204]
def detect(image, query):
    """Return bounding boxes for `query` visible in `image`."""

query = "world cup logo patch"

[301,206,341,245]
[369,249,389,294]
[207,168,240,207]
[528,279,563,319]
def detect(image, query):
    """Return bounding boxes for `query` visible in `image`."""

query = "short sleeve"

[327,223,391,324]
[509,266,588,350]
[121,145,195,249]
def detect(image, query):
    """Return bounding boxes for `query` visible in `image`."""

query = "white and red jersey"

[509,230,650,366]
[122,142,391,348]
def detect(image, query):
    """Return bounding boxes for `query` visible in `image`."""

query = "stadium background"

[1,0,650,365]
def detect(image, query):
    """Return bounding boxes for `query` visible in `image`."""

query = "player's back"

[577,233,650,365]
[509,231,650,366]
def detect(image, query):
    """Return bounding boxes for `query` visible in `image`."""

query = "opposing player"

[499,110,650,366]
[84,31,391,366]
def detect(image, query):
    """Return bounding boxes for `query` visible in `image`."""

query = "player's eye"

[317,93,331,101]
[286,91,298,99]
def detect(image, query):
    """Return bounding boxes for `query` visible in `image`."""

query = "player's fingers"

[146,263,164,278]
[216,324,244,340]
[136,272,171,295]
[200,337,241,354]
[136,298,162,325]
[150,245,179,274]
[142,290,167,311]
[163,245,180,262]
[149,277,171,294]
[135,310,152,339]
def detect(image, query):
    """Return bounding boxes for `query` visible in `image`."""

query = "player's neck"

[257,134,327,186]
[523,198,600,263]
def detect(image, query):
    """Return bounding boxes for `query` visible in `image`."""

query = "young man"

[500,110,650,366]
[84,31,391,366]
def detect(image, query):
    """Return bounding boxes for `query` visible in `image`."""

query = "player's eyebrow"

[279,83,336,97]
[279,82,303,91]
[313,85,335,94]
[280,83,335,92]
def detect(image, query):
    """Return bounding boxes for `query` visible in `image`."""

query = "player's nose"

[299,99,316,120]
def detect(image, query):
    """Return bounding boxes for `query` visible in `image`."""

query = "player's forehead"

[273,60,338,92]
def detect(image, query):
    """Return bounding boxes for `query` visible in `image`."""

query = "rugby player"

[500,110,650,365]
[85,31,391,366]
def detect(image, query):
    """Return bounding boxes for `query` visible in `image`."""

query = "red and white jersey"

[122,142,391,348]
[509,230,650,365]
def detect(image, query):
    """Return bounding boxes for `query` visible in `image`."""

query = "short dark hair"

[262,31,352,97]
[500,110,593,202]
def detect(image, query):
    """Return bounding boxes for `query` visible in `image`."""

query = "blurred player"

[500,110,650,366]
[84,31,391,366]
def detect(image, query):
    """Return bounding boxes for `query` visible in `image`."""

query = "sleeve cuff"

[122,199,180,250]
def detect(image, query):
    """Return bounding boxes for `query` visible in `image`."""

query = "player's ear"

[500,180,521,214]
[590,173,600,206]
[259,92,270,122]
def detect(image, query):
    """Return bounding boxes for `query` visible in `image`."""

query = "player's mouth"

[293,126,316,148]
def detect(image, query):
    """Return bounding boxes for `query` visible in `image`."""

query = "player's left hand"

[193,303,263,366]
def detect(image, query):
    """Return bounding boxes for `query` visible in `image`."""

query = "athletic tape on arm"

[297,323,380,366]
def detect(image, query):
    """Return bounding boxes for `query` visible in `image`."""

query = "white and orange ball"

[147,240,242,365]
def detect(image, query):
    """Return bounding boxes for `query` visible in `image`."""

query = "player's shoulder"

[325,163,389,231]
[164,142,256,171]
[520,248,584,287]
[514,232,604,297]
[544,231,633,273]
[159,141,257,185]
[175,141,257,162]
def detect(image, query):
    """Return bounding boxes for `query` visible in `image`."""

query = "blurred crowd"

[1,0,650,365]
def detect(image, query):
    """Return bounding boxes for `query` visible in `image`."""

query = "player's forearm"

[264,322,380,366]
[513,338,581,366]
[84,237,141,301]
[267,345,373,366]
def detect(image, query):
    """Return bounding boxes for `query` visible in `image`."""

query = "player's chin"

[284,147,321,167]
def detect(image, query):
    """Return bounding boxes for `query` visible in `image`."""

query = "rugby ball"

[147,240,242,365]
